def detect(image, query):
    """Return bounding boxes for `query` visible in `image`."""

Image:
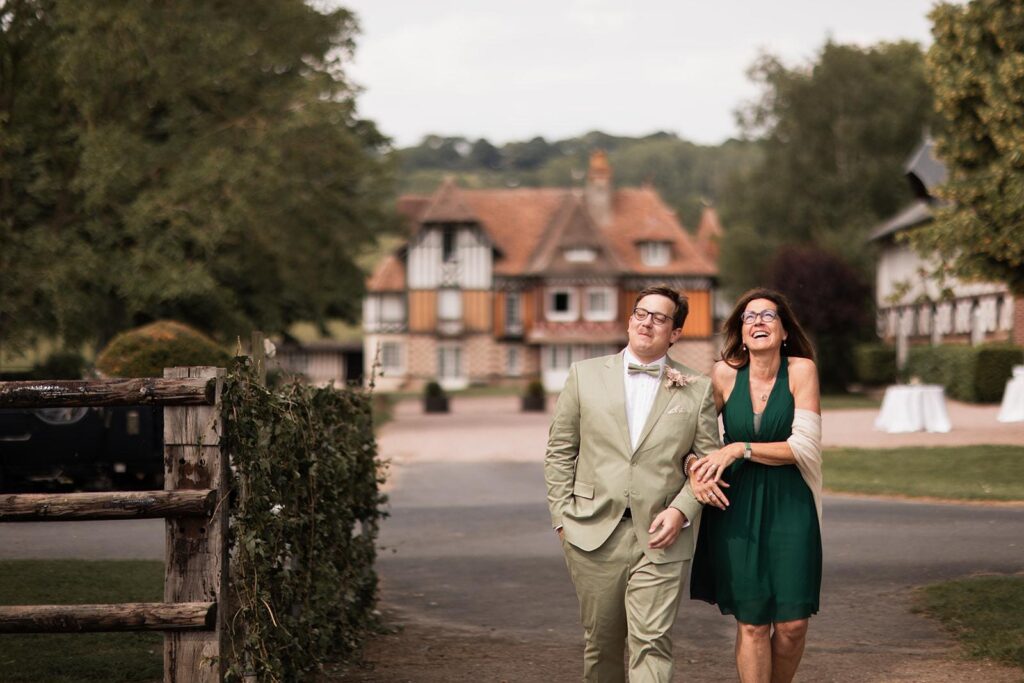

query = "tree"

[1,1,395,351]
[913,0,1024,294]
[721,41,934,293]
[763,245,873,392]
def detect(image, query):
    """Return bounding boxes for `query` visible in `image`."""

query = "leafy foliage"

[763,245,873,391]
[396,131,759,230]
[95,320,230,378]
[853,343,897,386]
[0,1,395,351]
[913,0,1024,295]
[221,363,385,681]
[906,343,1023,402]
[720,40,934,293]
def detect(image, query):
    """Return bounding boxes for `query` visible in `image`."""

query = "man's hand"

[648,507,685,549]
[557,528,564,541]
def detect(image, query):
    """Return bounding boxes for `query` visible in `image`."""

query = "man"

[545,285,720,682]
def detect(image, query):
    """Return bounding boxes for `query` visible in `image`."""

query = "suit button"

[623,489,629,497]
[630,490,638,496]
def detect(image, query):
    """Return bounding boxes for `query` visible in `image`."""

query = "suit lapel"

[600,352,632,456]
[632,360,684,455]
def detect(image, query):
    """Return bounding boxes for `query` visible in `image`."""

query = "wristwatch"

[743,441,752,460]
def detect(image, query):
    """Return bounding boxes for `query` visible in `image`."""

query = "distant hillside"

[393,131,761,231]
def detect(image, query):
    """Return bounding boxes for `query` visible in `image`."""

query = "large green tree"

[720,41,934,293]
[1,1,394,351]
[914,0,1024,294]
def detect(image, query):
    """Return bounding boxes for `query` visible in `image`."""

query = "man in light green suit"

[546,285,721,682]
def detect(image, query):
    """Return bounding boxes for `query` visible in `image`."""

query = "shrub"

[854,343,897,386]
[30,350,87,379]
[424,380,445,398]
[906,343,1023,402]
[95,321,231,378]
[524,379,545,399]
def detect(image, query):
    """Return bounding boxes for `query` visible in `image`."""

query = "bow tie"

[627,362,661,377]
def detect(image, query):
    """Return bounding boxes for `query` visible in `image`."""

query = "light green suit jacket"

[545,352,721,564]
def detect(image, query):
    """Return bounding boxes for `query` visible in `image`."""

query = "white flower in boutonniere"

[664,367,697,389]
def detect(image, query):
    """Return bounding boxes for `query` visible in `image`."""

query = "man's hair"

[632,285,688,330]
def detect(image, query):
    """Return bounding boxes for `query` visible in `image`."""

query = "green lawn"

[825,445,1024,501]
[915,575,1024,671]
[0,560,164,683]
[819,393,881,410]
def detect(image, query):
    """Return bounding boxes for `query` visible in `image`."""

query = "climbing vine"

[221,363,386,681]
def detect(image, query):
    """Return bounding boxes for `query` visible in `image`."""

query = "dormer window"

[564,247,597,263]
[639,241,671,267]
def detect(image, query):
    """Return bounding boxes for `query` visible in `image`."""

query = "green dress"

[690,359,821,624]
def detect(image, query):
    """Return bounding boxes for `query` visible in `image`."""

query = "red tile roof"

[366,177,719,291]
[695,205,724,262]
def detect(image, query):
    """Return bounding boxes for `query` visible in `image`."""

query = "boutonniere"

[664,367,697,389]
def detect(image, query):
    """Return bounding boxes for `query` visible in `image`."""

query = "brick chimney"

[585,150,613,227]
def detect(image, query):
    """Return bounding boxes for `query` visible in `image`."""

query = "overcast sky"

[336,0,943,148]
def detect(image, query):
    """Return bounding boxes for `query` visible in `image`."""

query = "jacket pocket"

[573,481,595,499]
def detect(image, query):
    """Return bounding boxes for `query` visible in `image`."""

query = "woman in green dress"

[688,288,823,683]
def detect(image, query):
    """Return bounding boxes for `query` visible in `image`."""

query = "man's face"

[627,293,683,363]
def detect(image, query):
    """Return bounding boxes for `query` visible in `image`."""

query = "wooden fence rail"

[0,366,228,683]
[0,377,216,408]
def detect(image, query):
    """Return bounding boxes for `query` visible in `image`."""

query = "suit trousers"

[563,516,689,683]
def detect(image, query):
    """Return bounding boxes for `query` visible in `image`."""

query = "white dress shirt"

[623,348,666,452]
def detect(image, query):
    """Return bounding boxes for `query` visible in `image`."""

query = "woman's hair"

[720,287,816,368]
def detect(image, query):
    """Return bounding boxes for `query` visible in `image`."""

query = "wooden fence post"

[163,366,227,683]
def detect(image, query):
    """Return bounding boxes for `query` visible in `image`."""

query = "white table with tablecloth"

[997,365,1024,423]
[874,384,952,433]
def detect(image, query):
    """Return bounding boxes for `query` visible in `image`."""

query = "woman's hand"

[692,475,730,509]
[693,443,744,483]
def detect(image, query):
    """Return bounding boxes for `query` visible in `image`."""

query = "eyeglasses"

[741,309,778,325]
[632,307,673,326]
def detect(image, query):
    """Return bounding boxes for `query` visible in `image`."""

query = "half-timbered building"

[364,151,722,391]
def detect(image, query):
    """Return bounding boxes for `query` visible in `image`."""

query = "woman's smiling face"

[741,298,787,352]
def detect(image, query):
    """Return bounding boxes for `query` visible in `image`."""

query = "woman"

[688,288,823,683]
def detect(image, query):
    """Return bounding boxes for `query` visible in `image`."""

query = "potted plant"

[521,379,546,412]
[423,380,449,413]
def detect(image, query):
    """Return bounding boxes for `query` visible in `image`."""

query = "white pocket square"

[666,405,687,415]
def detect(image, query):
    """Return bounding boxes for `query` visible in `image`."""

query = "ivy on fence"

[221,363,386,681]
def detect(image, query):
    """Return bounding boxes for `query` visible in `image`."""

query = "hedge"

[906,343,1023,402]
[221,361,386,681]
[854,343,897,386]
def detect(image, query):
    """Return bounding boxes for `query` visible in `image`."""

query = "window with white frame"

[437,344,462,379]
[380,342,403,372]
[564,247,596,263]
[505,293,522,333]
[380,295,405,323]
[546,288,578,322]
[584,286,616,322]
[639,241,671,267]
[438,288,462,321]
[506,347,520,376]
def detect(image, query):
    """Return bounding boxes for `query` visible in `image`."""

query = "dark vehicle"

[0,406,163,492]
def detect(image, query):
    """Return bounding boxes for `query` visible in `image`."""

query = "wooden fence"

[0,366,228,683]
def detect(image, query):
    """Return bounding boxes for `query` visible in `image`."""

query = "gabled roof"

[525,194,626,275]
[366,253,405,291]
[366,173,719,291]
[419,176,479,224]
[869,137,951,242]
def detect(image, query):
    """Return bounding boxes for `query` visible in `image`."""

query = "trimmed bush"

[906,343,1023,402]
[96,321,231,378]
[854,343,897,386]
[31,350,87,379]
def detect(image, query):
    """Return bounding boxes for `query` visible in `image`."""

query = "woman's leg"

[769,618,809,683]
[735,621,771,683]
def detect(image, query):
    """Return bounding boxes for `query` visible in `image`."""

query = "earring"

[783,339,788,348]
[742,344,747,352]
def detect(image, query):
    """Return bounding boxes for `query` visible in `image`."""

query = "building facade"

[870,139,1021,360]
[363,152,721,392]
